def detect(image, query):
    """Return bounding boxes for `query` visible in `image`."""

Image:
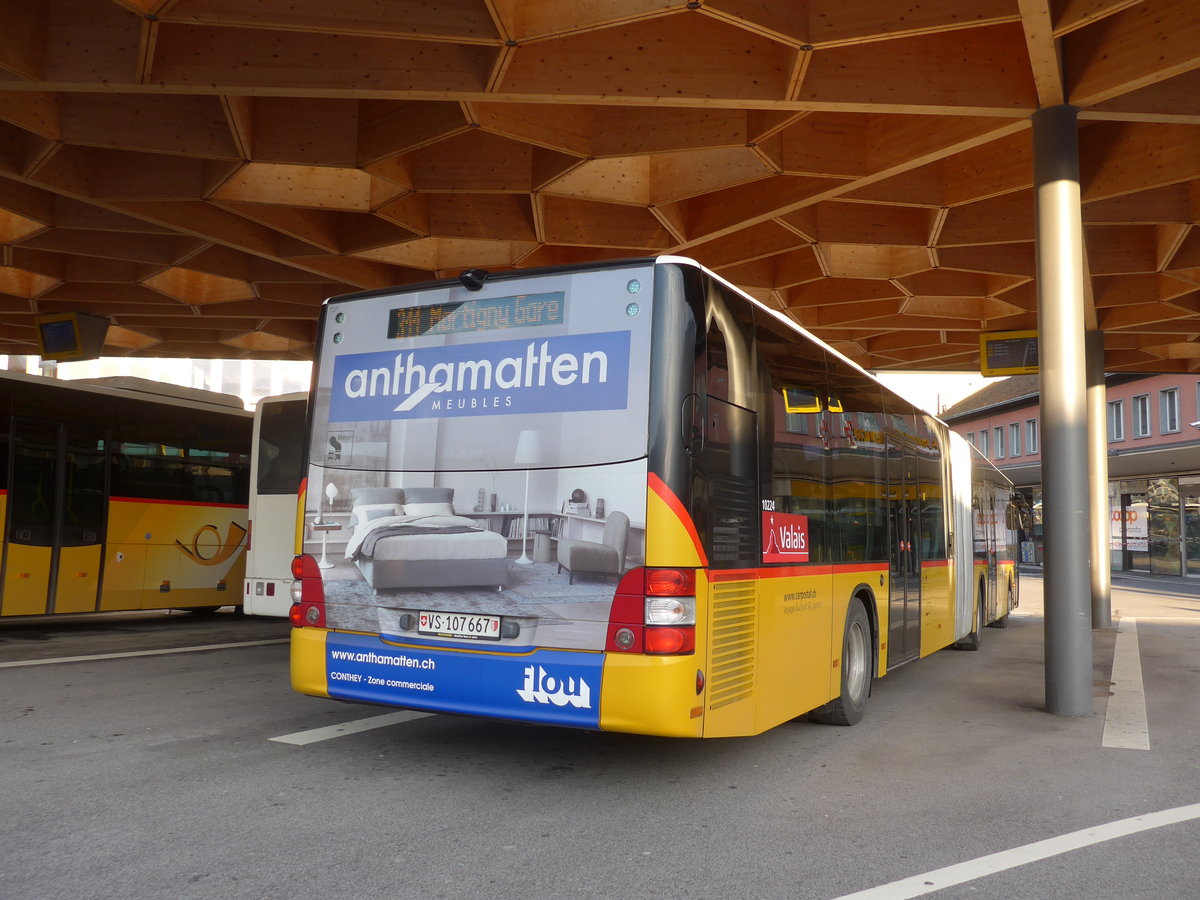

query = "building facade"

[941,374,1200,577]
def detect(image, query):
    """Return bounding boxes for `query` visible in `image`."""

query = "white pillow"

[404,501,454,517]
[353,503,402,525]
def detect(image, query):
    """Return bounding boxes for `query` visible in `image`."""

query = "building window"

[1108,399,1125,442]
[1009,422,1021,457]
[994,426,1005,459]
[784,411,810,434]
[977,429,989,457]
[1133,394,1151,438]
[966,431,974,446]
[1026,418,1038,454]
[1160,388,1180,434]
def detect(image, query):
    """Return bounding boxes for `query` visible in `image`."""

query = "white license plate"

[418,611,501,641]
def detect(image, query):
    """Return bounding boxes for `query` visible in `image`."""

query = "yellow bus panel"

[599,654,703,737]
[2,544,52,616]
[53,545,101,614]
[291,627,330,697]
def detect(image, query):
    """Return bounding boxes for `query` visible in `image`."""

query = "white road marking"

[270,710,433,745]
[0,638,289,668]
[831,803,1200,900]
[1102,616,1150,750]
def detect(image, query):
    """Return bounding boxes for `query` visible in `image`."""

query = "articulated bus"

[244,392,307,616]
[289,257,1020,737]
[0,372,252,618]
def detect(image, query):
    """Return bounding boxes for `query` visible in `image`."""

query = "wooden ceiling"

[0,0,1197,371]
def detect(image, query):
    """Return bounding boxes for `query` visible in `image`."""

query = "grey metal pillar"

[1033,105,1094,716]
[1087,331,1112,629]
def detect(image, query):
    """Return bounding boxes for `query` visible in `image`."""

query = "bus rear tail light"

[289,554,326,628]
[605,567,696,655]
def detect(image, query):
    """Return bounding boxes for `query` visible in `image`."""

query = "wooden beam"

[1017,0,1065,107]
[212,200,343,254]
[21,226,202,265]
[785,278,904,308]
[803,0,1015,47]
[1066,0,1200,107]
[1085,225,1159,275]
[774,113,868,177]
[61,94,239,160]
[358,100,470,164]
[160,0,499,42]
[1080,122,1200,202]
[499,14,793,101]
[937,243,1037,277]
[43,0,142,84]
[684,220,812,269]
[0,0,47,81]
[1083,68,1200,124]
[212,163,375,211]
[0,92,62,141]
[1092,272,1198,306]
[148,23,495,92]
[941,130,1034,206]
[801,24,1037,111]
[489,0,677,43]
[220,95,254,159]
[428,193,537,242]
[939,189,1036,245]
[405,131,534,192]
[541,195,670,248]
[472,103,594,156]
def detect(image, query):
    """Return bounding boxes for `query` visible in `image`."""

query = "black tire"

[810,600,872,726]
[954,589,984,650]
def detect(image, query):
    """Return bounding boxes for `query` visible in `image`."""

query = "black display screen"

[388,292,564,339]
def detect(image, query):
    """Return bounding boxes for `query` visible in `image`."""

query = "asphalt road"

[2,577,1198,900]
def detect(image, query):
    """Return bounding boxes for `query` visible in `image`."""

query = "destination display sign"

[388,292,564,339]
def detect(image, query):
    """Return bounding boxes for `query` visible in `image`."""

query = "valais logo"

[762,510,810,564]
[329,331,631,423]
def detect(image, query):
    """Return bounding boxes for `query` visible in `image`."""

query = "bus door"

[886,442,921,667]
[2,419,107,616]
[980,490,999,618]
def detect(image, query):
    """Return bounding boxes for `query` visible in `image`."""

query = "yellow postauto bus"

[0,372,252,617]
[289,257,1019,736]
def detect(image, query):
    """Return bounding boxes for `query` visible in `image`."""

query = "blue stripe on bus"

[325,631,603,729]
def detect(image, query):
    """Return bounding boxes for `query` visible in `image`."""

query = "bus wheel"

[988,583,1013,629]
[954,590,984,650]
[809,600,871,726]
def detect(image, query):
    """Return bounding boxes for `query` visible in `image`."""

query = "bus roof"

[0,370,251,415]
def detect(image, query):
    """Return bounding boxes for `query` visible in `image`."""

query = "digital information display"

[388,291,565,340]
[980,330,1039,376]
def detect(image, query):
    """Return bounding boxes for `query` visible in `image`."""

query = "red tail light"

[289,554,326,628]
[605,567,696,655]
[644,626,695,654]
[646,568,695,596]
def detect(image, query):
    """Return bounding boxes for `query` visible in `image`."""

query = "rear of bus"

[290,259,705,734]
[244,393,307,616]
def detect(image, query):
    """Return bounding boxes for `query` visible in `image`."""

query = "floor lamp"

[315,481,339,569]
[513,429,543,565]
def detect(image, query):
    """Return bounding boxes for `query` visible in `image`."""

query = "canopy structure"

[0,1,1196,369]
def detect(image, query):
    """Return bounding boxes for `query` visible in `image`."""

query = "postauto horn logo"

[328,331,631,422]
